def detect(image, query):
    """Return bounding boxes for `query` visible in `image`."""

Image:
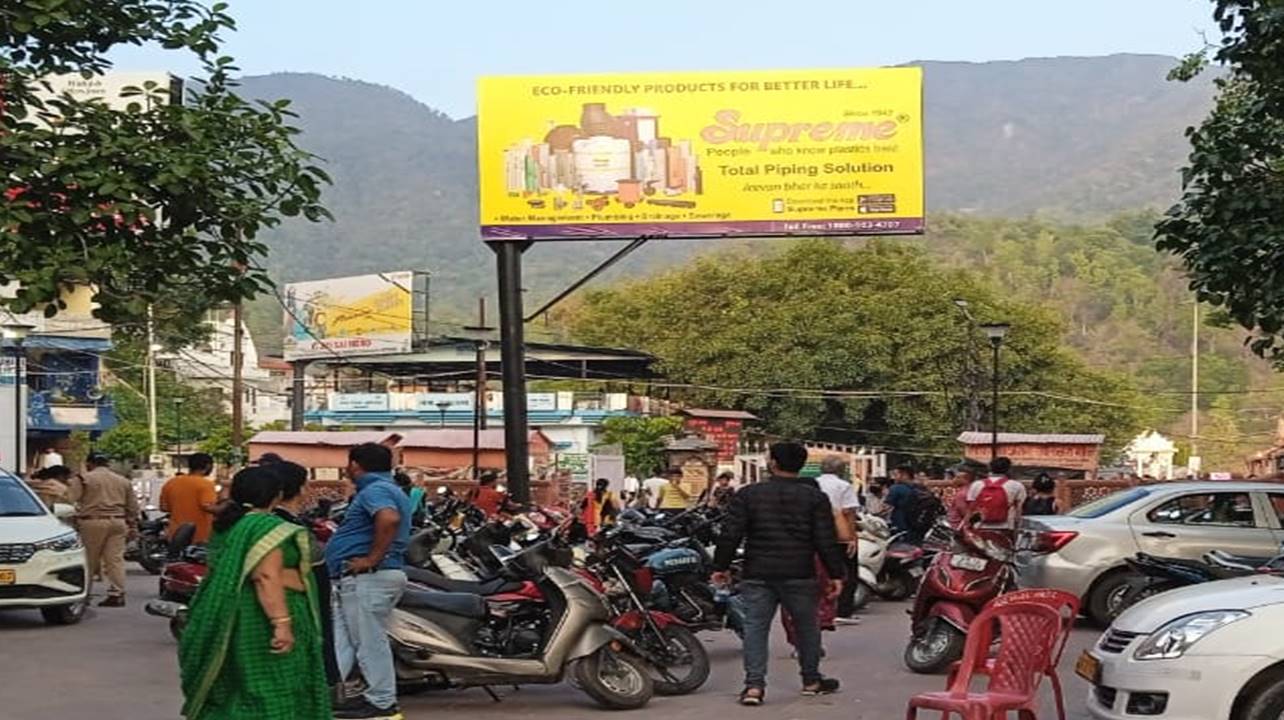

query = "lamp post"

[952,298,982,431]
[435,401,451,429]
[2,323,34,475]
[979,322,1010,462]
[173,397,186,460]
[462,298,495,482]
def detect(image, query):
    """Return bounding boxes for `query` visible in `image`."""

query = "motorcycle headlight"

[34,531,82,553]
[1133,610,1248,660]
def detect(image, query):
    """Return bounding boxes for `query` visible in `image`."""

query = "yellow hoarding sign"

[477,67,922,241]
[282,272,416,361]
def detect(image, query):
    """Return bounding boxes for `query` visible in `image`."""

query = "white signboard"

[283,272,416,361]
[42,72,183,111]
[415,393,474,412]
[330,393,390,412]
[0,363,26,474]
[528,393,558,411]
[487,391,562,411]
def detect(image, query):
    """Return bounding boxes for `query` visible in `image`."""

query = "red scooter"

[903,520,1016,673]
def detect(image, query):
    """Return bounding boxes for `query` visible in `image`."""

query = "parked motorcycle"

[391,564,655,709]
[131,510,170,575]
[853,514,928,608]
[903,521,1015,673]
[407,529,711,696]
[1117,549,1284,612]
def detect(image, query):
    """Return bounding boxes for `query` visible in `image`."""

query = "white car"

[0,470,88,624]
[1079,574,1284,720]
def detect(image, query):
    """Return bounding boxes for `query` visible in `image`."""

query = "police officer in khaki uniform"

[67,453,139,607]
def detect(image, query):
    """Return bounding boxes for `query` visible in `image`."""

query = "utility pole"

[231,303,244,451]
[146,305,159,457]
[464,298,494,482]
[1190,303,1200,474]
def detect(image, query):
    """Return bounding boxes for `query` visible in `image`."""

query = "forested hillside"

[234,55,1275,468]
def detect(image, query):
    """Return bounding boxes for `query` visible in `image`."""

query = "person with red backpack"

[963,456,1026,546]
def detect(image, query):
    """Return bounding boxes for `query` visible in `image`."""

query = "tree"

[94,423,152,464]
[1155,1,1284,364]
[567,240,1145,457]
[0,0,330,328]
[596,416,684,477]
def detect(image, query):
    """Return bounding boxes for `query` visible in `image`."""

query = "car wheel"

[1087,570,1137,626]
[1240,673,1284,720]
[41,601,86,625]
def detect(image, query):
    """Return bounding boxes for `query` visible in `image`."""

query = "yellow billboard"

[477,67,922,241]
[282,271,419,361]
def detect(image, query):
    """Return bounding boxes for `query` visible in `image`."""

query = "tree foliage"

[567,240,1144,460]
[1156,1,1284,363]
[0,0,330,327]
[596,416,685,477]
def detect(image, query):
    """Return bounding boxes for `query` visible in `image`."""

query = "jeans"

[780,557,836,643]
[333,569,407,709]
[741,578,823,689]
[836,548,862,617]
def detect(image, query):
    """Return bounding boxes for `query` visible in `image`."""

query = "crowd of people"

[14,440,1052,718]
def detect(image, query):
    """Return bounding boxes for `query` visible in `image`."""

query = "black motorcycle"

[130,511,170,575]
[1118,550,1283,613]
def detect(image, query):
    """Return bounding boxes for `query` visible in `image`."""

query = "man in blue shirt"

[885,465,917,540]
[326,443,411,720]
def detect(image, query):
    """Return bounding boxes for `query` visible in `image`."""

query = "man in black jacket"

[713,441,846,706]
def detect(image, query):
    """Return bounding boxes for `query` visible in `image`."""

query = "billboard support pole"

[290,360,308,431]
[492,240,532,503]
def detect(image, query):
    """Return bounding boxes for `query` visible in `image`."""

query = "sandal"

[739,687,764,706]
[801,677,840,696]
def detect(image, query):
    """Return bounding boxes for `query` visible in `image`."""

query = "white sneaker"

[835,616,862,626]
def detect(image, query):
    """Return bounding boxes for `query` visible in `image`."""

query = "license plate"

[1075,651,1102,684]
[950,554,987,571]
[0,569,14,585]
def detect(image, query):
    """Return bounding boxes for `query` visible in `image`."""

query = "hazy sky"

[110,0,1220,118]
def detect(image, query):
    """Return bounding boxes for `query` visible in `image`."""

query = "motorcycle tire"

[573,646,654,710]
[647,625,710,696]
[849,581,874,613]
[137,539,166,575]
[1118,580,1181,614]
[903,619,966,674]
[877,572,917,601]
[169,614,187,642]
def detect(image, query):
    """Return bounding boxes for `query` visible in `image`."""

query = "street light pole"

[952,298,982,431]
[174,398,186,459]
[462,298,494,482]
[979,323,1010,462]
[2,323,34,475]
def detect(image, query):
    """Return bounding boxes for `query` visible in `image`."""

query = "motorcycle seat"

[400,589,487,619]
[1205,549,1273,570]
[404,566,523,595]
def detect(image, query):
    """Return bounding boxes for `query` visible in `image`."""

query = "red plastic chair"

[907,601,1062,720]
[947,590,1081,720]
[987,589,1081,720]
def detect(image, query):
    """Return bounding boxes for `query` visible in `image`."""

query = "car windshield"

[1067,487,1151,519]
[0,473,47,517]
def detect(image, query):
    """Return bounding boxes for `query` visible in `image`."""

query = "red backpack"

[974,477,1012,524]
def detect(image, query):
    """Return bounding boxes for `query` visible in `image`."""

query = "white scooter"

[851,513,890,611]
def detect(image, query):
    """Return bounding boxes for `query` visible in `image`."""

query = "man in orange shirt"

[159,453,219,543]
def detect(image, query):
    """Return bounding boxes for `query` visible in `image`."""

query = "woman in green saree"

[179,466,331,719]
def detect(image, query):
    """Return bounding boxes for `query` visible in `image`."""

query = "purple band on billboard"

[481,217,925,241]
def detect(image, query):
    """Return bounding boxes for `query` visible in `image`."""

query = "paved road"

[2,568,1101,719]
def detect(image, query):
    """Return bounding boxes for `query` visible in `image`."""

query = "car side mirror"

[52,503,75,520]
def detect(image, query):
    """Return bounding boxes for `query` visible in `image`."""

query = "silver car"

[1018,482,1284,625]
